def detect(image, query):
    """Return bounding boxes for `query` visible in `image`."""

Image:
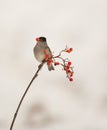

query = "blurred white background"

[0,0,107,130]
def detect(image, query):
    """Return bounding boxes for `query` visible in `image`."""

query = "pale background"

[0,0,107,130]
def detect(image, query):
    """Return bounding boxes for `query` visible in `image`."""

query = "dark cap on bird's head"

[36,37,46,42]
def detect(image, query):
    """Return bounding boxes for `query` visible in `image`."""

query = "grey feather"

[33,41,54,71]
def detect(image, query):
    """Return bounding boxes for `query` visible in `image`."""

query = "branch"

[9,61,45,130]
[9,46,74,130]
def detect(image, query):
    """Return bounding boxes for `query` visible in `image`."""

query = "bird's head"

[35,37,46,42]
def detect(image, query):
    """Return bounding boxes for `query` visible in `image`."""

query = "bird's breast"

[34,46,45,62]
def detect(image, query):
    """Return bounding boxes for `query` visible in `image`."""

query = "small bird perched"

[33,37,54,71]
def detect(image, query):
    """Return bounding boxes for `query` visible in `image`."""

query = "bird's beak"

[35,37,40,42]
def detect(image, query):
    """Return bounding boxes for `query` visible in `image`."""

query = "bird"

[33,37,54,71]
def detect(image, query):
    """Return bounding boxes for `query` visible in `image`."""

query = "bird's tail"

[48,64,54,71]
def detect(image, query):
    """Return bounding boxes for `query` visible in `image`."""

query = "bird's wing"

[45,46,53,57]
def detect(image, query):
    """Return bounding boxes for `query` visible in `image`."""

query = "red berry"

[54,62,60,66]
[70,48,73,51]
[35,37,40,42]
[66,48,73,53]
[64,66,69,73]
[47,59,53,66]
[68,70,71,73]
[69,78,73,81]
[66,66,70,69]
[67,62,72,66]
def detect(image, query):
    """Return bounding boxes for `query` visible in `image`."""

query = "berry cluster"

[43,47,74,82]
[64,61,74,81]
[53,47,74,82]
[54,60,74,81]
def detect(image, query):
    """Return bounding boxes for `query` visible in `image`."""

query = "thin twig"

[9,62,45,130]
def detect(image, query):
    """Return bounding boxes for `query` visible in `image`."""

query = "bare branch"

[9,61,45,130]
